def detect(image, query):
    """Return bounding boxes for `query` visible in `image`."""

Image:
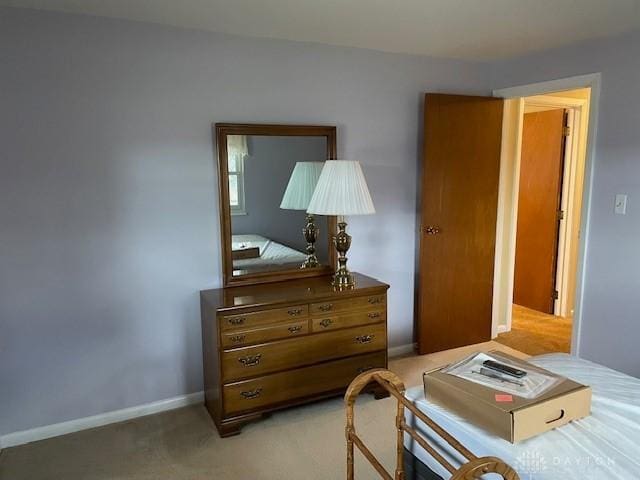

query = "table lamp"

[280,161,325,268]
[306,160,375,287]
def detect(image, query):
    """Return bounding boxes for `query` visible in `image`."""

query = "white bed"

[404,353,640,479]
[232,234,306,271]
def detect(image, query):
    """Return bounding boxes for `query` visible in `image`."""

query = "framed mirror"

[215,123,337,286]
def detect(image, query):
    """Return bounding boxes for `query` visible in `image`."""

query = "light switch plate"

[615,194,627,215]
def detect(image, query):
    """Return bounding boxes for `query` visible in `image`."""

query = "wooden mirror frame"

[215,123,338,287]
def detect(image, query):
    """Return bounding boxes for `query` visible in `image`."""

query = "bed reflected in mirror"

[229,134,329,276]
[216,124,337,286]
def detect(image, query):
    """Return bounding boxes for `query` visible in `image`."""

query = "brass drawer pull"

[318,304,333,312]
[238,354,262,367]
[367,312,381,319]
[288,308,303,316]
[288,325,303,334]
[355,335,375,344]
[319,318,333,328]
[228,317,246,326]
[229,334,246,344]
[368,297,382,305]
[240,388,262,400]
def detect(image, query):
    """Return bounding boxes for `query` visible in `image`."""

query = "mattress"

[404,353,640,479]
[232,234,306,270]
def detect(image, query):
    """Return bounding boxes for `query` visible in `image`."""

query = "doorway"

[492,86,593,356]
[415,77,599,357]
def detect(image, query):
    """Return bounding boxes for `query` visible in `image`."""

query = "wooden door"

[418,94,504,354]
[513,109,566,314]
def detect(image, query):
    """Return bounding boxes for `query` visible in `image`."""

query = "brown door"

[513,109,566,314]
[418,94,504,354]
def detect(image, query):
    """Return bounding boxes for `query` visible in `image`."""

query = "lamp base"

[332,269,355,288]
[301,256,320,269]
[331,221,355,288]
[301,214,319,269]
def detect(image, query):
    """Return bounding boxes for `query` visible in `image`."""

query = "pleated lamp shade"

[306,160,375,215]
[280,162,325,210]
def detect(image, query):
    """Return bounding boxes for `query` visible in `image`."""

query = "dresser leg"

[217,421,243,438]
[217,412,265,438]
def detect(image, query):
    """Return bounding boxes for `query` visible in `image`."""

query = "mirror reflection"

[227,135,329,276]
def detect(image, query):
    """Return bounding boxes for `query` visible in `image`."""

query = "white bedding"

[404,353,640,479]
[232,234,306,270]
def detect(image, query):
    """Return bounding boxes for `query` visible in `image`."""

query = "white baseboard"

[388,343,416,357]
[0,391,204,450]
[2,345,416,449]
[496,324,509,334]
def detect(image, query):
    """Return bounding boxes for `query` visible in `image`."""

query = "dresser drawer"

[221,323,386,382]
[223,351,386,414]
[221,320,309,348]
[311,309,386,332]
[220,304,309,331]
[310,294,386,316]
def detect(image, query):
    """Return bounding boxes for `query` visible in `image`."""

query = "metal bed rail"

[345,369,519,480]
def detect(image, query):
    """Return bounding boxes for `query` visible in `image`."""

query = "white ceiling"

[3,0,640,60]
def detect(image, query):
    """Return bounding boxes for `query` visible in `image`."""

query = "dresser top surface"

[201,273,389,311]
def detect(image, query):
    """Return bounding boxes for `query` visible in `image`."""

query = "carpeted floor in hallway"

[495,304,572,356]
[0,341,526,480]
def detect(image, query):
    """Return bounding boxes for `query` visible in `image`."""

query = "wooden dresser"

[201,272,389,437]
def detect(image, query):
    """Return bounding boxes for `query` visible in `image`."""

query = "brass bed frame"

[345,369,520,480]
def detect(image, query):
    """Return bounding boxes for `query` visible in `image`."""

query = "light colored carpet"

[495,304,572,356]
[0,341,526,480]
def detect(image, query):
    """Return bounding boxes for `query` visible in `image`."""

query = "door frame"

[491,73,601,356]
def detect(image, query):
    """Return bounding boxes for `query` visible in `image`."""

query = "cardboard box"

[423,351,592,443]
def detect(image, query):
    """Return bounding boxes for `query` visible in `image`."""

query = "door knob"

[425,226,441,235]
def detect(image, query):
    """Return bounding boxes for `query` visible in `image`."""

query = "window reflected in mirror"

[227,135,247,215]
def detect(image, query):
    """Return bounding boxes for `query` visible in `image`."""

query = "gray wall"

[491,30,640,377]
[232,135,329,260]
[0,7,492,435]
